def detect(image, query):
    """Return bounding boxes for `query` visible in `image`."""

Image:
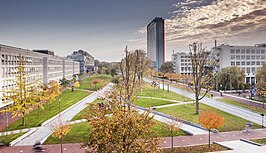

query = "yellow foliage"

[73,81,80,88]
[199,111,224,130]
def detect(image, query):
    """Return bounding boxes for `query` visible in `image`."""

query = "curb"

[10,128,37,146]
[240,138,263,146]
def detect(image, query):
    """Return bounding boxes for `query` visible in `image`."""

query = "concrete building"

[0,44,80,108]
[212,44,266,84]
[67,50,95,74]
[147,17,165,71]
[171,51,192,75]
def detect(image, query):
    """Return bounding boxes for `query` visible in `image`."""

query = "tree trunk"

[195,96,199,115]
[208,129,211,148]
[171,133,174,151]
[22,115,25,126]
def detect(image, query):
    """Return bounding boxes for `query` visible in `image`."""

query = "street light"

[261,113,264,128]
[59,98,61,117]
[228,73,232,93]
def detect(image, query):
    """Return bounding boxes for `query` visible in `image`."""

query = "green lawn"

[251,138,266,145]
[0,132,26,146]
[156,103,261,132]
[135,98,176,108]
[136,83,192,102]
[217,98,266,114]
[5,90,91,131]
[44,121,188,144]
[71,99,104,121]
[78,74,112,91]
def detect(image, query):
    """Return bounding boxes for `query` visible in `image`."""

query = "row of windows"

[2,67,43,78]
[231,61,265,66]
[1,54,43,66]
[181,63,192,66]
[231,49,266,54]
[181,59,191,62]
[181,67,192,72]
[231,55,266,60]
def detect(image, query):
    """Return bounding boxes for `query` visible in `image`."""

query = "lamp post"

[261,113,264,128]
[162,80,164,91]
[228,73,231,93]
[59,98,61,117]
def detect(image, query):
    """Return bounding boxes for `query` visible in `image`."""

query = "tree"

[1,55,41,126]
[199,111,224,148]
[42,81,61,111]
[59,77,70,89]
[216,66,245,91]
[256,63,266,82]
[159,62,174,74]
[83,90,161,152]
[189,42,217,114]
[90,79,103,90]
[72,81,80,92]
[51,120,71,153]
[167,121,180,151]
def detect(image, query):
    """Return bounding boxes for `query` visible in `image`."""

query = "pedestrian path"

[215,140,266,153]
[151,102,194,109]
[144,78,266,126]
[11,83,113,146]
[137,96,191,103]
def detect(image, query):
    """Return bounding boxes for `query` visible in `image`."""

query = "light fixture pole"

[261,113,264,128]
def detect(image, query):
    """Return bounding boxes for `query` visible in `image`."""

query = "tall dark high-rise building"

[147,17,165,71]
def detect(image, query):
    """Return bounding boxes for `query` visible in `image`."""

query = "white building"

[0,44,80,108]
[212,44,266,84]
[171,51,192,75]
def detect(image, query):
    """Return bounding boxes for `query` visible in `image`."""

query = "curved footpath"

[12,84,113,146]
[144,78,266,125]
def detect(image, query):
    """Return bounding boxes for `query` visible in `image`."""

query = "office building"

[212,44,266,84]
[67,50,95,74]
[0,44,80,108]
[147,17,165,71]
[171,51,192,75]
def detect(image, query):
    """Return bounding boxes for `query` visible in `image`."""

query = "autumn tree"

[42,81,61,111]
[1,54,41,126]
[51,120,71,153]
[83,89,161,152]
[167,121,181,151]
[189,42,217,114]
[72,81,80,92]
[90,79,103,90]
[199,111,224,148]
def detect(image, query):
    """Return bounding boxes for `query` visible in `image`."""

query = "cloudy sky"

[0,0,265,61]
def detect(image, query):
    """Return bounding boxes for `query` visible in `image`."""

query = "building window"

[241,61,245,65]
[236,61,240,66]
[251,50,255,54]
[236,49,240,54]
[256,55,260,60]
[251,67,255,73]
[256,61,260,65]
[236,55,240,60]
[251,55,255,59]
[261,50,265,54]
[231,49,235,54]
[241,55,245,60]
[246,49,250,54]
[241,49,245,54]
[246,55,250,60]
[231,55,235,59]
[256,49,261,54]
[247,61,250,65]
[251,61,255,65]
[261,55,265,59]
[231,62,235,66]
[247,67,250,73]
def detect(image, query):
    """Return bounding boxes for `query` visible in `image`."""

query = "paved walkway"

[2,128,266,153]
[137,96,190,103]
[11,83,113,146]
[144,78,266,126]
[215,140,266,153]
[152,102,194,109]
